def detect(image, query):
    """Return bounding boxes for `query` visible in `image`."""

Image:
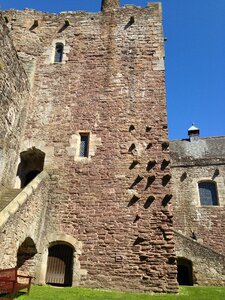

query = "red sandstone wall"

[4,4,177,292]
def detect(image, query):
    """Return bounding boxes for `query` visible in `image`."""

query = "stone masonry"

[0,171,50,278]
[170,136,225,255]
[0,1,178,293]
[0,15,30,187]
[170,135,225,285]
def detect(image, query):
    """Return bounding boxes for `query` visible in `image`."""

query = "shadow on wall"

[17,147,45,188]
[17,237,37,272]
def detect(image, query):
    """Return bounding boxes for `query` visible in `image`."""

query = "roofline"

[170,135,225,142]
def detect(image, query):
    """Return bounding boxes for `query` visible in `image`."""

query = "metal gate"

[46,244,73,286]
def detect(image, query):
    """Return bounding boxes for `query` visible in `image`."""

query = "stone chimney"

[188,124,200,141]
[101,0,120,12]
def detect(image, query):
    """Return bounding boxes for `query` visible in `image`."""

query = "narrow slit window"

[79,133,89,157]
[54,43,64,63]
[198,181,218,206]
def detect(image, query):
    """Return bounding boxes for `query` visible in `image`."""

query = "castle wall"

[170,137,225,255]
[0,171,50,278]
[175,231,225,286]
[4,3,178,292]
[0,14,30,187]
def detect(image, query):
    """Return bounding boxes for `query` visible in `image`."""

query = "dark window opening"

[4,16,9,23]
[79,133,89,157]
[46,244,73,287]
[198,181,218,206]
[177,258,193,286]
[54,43,64,63]
[17,147,45,188]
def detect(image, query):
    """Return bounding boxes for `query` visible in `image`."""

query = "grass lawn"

[8,285,225,300]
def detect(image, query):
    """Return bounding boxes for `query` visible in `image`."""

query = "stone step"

[0,189,22,212]
[1,190,21,197]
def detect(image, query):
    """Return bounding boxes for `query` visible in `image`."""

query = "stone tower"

[0,2,178,293]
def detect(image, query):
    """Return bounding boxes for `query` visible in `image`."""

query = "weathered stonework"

[1,0,225,291]
[0,14,30,187]
[0,171,50,278]
[171,137,225,254]
[175,231,225,286]
[0,2,178,293]
[170,136,225,285]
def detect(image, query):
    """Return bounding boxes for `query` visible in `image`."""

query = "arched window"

[54,43,64,63]
[198,181,218,206]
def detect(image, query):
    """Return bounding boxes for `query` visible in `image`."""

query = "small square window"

[79,133,89,157]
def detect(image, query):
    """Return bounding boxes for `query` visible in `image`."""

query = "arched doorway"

[46,244,73,287]
[177,257,193,286]
[17,147,45,188]
[17,237,37,274]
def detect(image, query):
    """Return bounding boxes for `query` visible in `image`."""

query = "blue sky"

[1,0,225,140]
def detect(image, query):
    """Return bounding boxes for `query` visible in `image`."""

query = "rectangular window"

[198,181,218,206]
[79,133,89,157]
[54,43,64,63]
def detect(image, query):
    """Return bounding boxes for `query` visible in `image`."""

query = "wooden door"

[46,244,73,286]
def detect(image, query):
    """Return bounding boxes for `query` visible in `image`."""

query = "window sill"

[75,157,91,163]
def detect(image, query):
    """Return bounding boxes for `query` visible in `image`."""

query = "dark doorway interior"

[17,147,45,188]
[177,258,193,286]
[46,244,73,287]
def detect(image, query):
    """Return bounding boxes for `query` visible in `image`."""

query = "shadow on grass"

[0,291,27,299]
[16,291,27,298]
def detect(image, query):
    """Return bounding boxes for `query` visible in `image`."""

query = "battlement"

[3,2,162,26]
